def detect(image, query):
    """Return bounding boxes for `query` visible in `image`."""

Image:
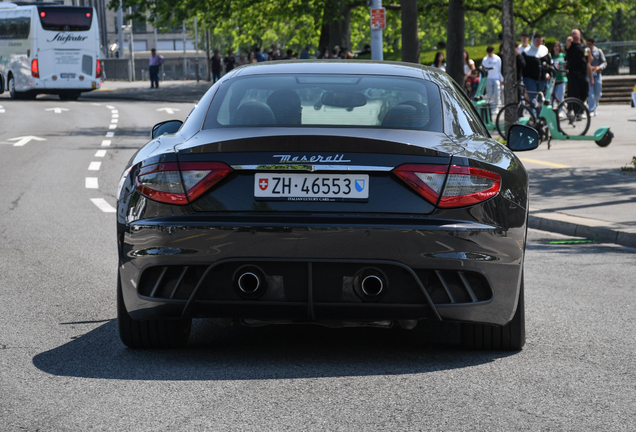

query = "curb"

[528,214,636,249]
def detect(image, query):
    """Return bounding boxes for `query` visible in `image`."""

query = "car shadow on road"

[32,319,517,381]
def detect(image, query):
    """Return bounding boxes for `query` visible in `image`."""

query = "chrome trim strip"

[231,164,393,172]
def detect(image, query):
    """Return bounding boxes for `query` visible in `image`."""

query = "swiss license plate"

[60,73,76,79]
[254,173,369,201]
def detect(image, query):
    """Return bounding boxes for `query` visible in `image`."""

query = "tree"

[501,0,516,111]
[401,0,420,63]
[447,0,465,86]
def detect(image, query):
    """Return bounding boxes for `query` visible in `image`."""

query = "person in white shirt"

[518,33,530,53]
[482,46,503,114]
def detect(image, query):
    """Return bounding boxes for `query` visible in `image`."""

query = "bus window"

[37,7,92,31]
[0,16,31,40]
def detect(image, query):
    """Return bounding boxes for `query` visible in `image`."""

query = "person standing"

[432,52,446,71]
[482,46,503,114]
[300,45,311,59]
[211,49,222,83]
[551,41,567,105]
[565,29,593,105]
[223,50,235,74]
[463,49,475,94]
[586,38,607,116]
[148,48,164,89]
[522,33,551,113]
[518,33,530,53]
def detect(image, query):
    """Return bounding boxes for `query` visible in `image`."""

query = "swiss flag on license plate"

[258,178,269,190]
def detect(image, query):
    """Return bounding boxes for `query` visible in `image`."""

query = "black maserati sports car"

[115,61,538,350]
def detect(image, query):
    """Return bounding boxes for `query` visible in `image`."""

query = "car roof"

[231,60,440,79]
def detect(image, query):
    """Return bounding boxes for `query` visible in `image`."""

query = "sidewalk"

[86,80,636,248]
[84,79,212,103]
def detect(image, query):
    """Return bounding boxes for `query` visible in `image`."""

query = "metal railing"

[102,57,209,81]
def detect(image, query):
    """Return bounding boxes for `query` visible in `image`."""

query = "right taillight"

[31,59,39,78]
[96,59,101,78]
[393,164,501,208]
[135,161,232,205]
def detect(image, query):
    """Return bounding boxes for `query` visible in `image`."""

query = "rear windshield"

[37,7,92,31]
[203,74,444,133]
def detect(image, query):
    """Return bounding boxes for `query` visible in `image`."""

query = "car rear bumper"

[119,216,526,327]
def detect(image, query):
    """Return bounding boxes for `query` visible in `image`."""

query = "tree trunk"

[329,3,351,51]
[401,0,420,64]
[501,0,517,115]
[318,6,330,53]
[446,0,465,86]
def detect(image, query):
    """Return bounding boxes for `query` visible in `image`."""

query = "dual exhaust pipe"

[234,265,387,301]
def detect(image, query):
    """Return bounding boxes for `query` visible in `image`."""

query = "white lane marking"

[101,140,111,147]
[106,132,114,137]
[85,177,99,189]
[90,198,116,213]
[111,109,118,114]
[112,114,119,118]
[0,105,4,113]
[91,103,102,106]
[157,107,180,114]
[111,118,118,123]
[109,124,117,129]
[106,105,116,109]
[45,107,69,114]
[8,136,46,147]
[95,150,107,157]
[88,161,101,171]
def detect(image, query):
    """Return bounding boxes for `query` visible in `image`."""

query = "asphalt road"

[1,97,635,431]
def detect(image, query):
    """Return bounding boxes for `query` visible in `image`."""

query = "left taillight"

[135,161,232,205]
[31,59,39,78]
[96,60,101,78]
[393,164,501,208]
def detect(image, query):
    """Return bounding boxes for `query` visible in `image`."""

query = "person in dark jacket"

[522,33,551,113]
[565,29,593,104]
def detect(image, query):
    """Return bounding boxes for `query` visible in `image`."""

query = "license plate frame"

[254,173,369,202]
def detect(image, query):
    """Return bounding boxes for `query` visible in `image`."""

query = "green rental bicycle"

[496,64,613,148]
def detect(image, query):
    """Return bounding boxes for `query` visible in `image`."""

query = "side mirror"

[507,124,539,151]
[151,120,183,139]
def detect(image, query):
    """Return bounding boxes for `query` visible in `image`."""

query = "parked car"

[115,61,538,350]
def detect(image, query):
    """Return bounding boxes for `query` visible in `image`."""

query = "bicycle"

[496,64,611,148]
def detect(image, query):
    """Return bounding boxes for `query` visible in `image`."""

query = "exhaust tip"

[233,266,268,299]
[237,272,260,293]
[353,267,387,301]
[361,275,384,297]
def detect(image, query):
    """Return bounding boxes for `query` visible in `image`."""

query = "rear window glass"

[203,74,443,133]
[37,7,92,31]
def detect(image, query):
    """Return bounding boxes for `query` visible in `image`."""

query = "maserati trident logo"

[273,154,351,163]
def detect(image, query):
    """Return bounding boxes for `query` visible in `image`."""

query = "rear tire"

[460,275,525,350]
[595,130,613,147]
[496,103,536,138]
[117,275,191,349]
[556,98,591,136]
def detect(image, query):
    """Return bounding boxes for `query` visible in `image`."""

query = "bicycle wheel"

[496,103,536,138]
[556,98,590,136]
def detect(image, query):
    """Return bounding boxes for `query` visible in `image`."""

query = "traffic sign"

[371,8,385,30]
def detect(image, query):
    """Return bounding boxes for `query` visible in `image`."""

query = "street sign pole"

[370,0,384,61]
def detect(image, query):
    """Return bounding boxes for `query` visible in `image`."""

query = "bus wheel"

[8,76,23,100]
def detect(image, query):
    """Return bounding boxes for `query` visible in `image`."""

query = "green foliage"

[108,0,634,59]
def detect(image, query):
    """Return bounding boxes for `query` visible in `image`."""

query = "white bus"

[0,2,102,100]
